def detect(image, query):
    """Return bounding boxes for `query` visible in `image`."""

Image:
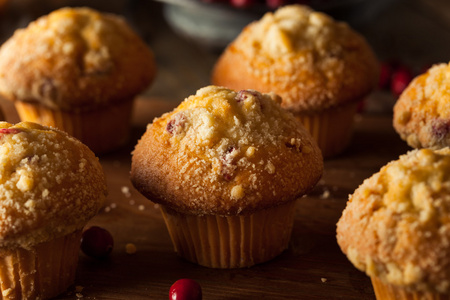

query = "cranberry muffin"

[131,85,323,268]
[394,62,450,149]
[0,7,156,153]
[0,121,107,299]
[212,5,379,157]
[337,148,450,299]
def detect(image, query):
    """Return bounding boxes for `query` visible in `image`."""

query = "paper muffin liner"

[371,276,450,300]
[14,99,134,154]
[0,230,82,299]
[160,200,296,268]
[294,101,359,158]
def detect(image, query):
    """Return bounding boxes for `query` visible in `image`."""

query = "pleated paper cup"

[371,276,450,300]
[294,101,359,158]
[0,230,82,299]
[14,99,134,154]
[160,201,296,269]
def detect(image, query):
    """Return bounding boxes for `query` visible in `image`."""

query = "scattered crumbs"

[320,189,330,199]
[125,243,137,255]
[75,286,84,293]
[321,278,327,283]
[129,199,135,205]
[104,206,111,213]
[121,186,131,197]
[110,203,117,209]
[138,204,145,211]
[154,204,160,209]
[76,293,84,298]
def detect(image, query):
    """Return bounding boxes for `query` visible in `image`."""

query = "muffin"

[0,121,107,299]
[337,148,450,299]
[0,7,156,153]
[131,85,323,268]
[394,62,450,149]
[211,5,379,158]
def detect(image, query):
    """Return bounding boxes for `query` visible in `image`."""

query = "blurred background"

[0,0,449,114]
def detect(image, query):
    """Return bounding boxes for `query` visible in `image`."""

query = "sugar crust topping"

[131,86,323,215]
[337,148,450,293]
[393,62,450,148]
[0,7,155,111]
[0,122,107,249]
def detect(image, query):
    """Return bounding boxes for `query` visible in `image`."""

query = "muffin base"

[160,201,296,268]
[14,99,134,154]
[0,230,82,300]
[371,277,450,300]
[294,101,359,158]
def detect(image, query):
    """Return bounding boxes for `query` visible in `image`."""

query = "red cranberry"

[266,0,287,9]
[81,226,114,259]
[220,146,239,181]
[378,61,393,89]
[0,128,21,135]
[431,118,450,141]
[169,279,202,300]
[166,113,186,135]
[230,0,256,8]
[390,66,413,97]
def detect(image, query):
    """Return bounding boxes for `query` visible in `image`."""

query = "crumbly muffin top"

[212,5,378,112]
[337,148,450,293]
[131,86,323,215]
[394,62,450,149]
[0,122,107,249]
[0,7,156,111]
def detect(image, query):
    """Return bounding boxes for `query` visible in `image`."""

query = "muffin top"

[337,148,450,294]
[0,122,107,249]
[131,85,323,216]
[211,5,379,113]
[393,62,450,149]
[0,7,156,111]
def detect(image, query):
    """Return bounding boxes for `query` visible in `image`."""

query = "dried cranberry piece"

[169,279,202,300]
[431,119,450,141]
[235,90,260,103]
[378,61,393,90]
[166,113,186,135]
[390,65,413,97]
[81,226,114,259]
[220,146,239,181]
[0,128,21,135]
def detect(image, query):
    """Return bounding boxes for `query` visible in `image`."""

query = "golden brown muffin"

[337,148,450,299]
[0,7,156,153]
[394,62,450,149]
[131,85,323,268]
[0,121,107,299]
[212,5,379,157]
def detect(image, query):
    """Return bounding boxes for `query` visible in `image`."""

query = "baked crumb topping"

[337,148,450,293]
[0,121,107,248]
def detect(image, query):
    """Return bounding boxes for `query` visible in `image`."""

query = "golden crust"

[0,7,156,111]
[211,5,379,113]
[131,86,323,216]
[0,121,107,249]
[336,148,450,294]
[393,62,450,149]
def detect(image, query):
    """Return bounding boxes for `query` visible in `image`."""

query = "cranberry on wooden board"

[169,279,202,300]
[390,65,413,97]
[230,0,256,8]
[81,226,114,259]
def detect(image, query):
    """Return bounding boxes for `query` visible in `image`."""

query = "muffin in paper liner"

[0,230,82,300]
[0,121,107,299]
[211,5,379,158]
[131,86,323,268]
[14,98,133,154]
[0,7,156,154]
[337,148,450,299]
[160,201,296,268]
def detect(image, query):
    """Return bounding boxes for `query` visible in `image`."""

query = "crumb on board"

[75,286,84,293]
[138,204,145,211]
[320,189,330,199]
[321,278,327,283]
[121,186,131,197]
[125,243,137,254]
[129,199,135,205]
[104,206,111,213]
[76,292,83,298]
